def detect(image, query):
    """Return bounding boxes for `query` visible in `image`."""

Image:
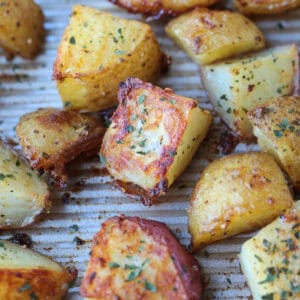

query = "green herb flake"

[104,119,112,128]
[225,277,232,285]
[124,264,139,270]
[99,154,106,164]
[136,151,147,155]
[69,36,76,45]
[116,139,123,144]
[254,255,263,262]
[226,107,232,114]
[64,101,72,108]
[114,49,126,55]
[291,283,300,293]
[18,282,32,292]
[0,173,5,180]
[160,97,167,101]
[259,268,275,284]
[273,130,283,138]
[109,262,120,269]
[145,280,157,292]
[169,150,176,157]
[220,94,228,101]
[262,293,274,300]
[69,224,79,232]
[278,119,289,130]
[126,269,142,281]
[169,99,176,105]
[126,125,135,133]
[30,291,38,300]
[138,139,147,147]
[16,160,20,166]
[138,95,146,105]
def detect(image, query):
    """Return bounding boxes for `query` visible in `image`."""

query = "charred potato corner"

[100,78,212,205]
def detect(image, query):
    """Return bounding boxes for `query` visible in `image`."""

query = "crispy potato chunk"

[53,5,167,112]
[235,0,300,15]
[100,78,212,205]
[0,137,49,229]
[0,240,77,299]
[188,152,293,250]
[166,8,265,65]
[201,44,299,139]
[0,0,44,60]
[81,216,202,300]
[248,96,300,192]
[16,108,105,186]
[240,201,300,300]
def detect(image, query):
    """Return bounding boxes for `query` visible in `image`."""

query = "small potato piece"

[189,152,293,250]
[0,138,49,229]
[100,78,212,205]
[16,108,105,186]
[240,201,300,300]
[0,0,44,59]
[248,96,300,192]
[81,216,202,300]
[166,8,265,65]
[201,44,299,139]
[0,240,77,299]
[53,5,167,112]
[235,0,300,15]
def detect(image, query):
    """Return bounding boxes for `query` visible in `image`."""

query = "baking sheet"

[0,1,299,299]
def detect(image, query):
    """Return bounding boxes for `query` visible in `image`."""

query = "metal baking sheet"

[0,1,299,299]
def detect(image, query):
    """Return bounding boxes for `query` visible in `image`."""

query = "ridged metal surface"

[0,1,299,299]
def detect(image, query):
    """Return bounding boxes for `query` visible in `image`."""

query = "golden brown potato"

[53,5,167,112]
[166,8,265,65]
[0,0,44,60]
[248,96,300,192]
[81,216,202,300]
[188,152,293,251]
[0,240,77,299]
[100,78,212,206]
[16,108,105,187]
[235,0,300,15]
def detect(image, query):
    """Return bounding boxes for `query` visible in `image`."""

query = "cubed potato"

[188,152,293,250]
[235,0,300,15]
[0,137,50,229]
[100,78,212,206]
[16,108,105,187]
[53,5,167,112]
[201,44,299,139]
[80,216,202,300]
[0,240,77,299]
[248,96,300,192]
[240,201,300,300]
[166,8,265,65]
[0,0,44,60]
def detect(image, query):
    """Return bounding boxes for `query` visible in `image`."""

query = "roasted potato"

[81,215,202,300]
[110,0,219,16]
[240,200,300,300]
[248,96,300,192]
[53,5,167,112]
[100,78,212,206]
[0,0,44,60]
[201,44,299,139]
[235,0,300,15]
[166,8,265,65]
[16,108,105,186]
[0,137,49,229]
[0,240,77,299]
[188,152,293,250]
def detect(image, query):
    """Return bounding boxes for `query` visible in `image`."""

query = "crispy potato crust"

[81,216,202,300]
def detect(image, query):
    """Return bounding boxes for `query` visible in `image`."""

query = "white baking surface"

[0,1,299,299]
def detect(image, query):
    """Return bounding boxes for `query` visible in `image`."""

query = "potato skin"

[189,152,293,251]
[248,96,300,192]
[53,5,167,112]
[81,216,202,300]
[166,8,265,65]
[0,0,44,59]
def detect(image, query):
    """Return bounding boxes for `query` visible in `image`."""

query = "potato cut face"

[0,0,44,59]
[0,138,49,229]
[201,44,299,139]
[53,5,166,112]
[0,240,76,300]
[16,108,104,186]
[80,216,202,300]
[166,8,265,65]
[100,78,212,205]
[240,201,300,300]
[248,96,300,192]
[189,152,293,250]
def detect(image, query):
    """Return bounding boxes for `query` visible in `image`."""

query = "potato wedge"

[100,78,212,206]
[166,8,265,65]
[248,96,300,192]
[81,216,202,300]
[201,44,299,139]
[0,137,49,229]
[235,0,300,15]
[240,201,300,300]
[53,5,167,112]
[188,152,293,250]
[16,108,105,187]
[0,0,44,60]
[0,240,77,299]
